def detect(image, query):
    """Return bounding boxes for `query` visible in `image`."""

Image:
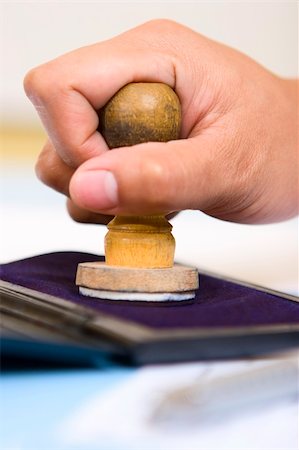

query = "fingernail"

[72,170,118,210]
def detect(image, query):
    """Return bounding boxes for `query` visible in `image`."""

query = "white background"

[1,1,297,124]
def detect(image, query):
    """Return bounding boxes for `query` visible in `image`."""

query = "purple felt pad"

[1,252,298,329]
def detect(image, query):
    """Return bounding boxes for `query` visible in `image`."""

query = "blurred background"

[0,1,298,295]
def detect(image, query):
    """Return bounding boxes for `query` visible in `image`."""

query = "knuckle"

[35,151,52,186]
[23,68,38,97]
[35,146,70,195]
[23,63,57,104]
[24,66,46,100]
[143,18,179,32]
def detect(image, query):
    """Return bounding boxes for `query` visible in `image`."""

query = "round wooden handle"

[100,82,181,148]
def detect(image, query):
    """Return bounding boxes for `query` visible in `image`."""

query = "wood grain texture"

[77,83,198,293]
[76,262,199,293]
[99,82,181,269]
[104,215,175,268]
[99,82,181,148]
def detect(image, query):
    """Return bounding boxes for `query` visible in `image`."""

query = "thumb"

[69,137,218,216]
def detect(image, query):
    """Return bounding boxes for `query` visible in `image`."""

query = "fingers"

[69,136,226,216]
[66,199,113,225]
[36,140,114,224]
[35,140,74,196]
[23,20,181,168]
[26,19,264,223]
[24,18,235,220]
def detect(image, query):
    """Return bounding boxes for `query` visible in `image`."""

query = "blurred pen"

[150,356,299,424]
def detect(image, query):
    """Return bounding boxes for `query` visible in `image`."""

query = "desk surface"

[1,362,133,450]
[1,357,298,450]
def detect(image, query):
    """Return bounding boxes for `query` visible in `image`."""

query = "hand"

[24,20,298,224]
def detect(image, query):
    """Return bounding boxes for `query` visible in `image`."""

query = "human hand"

[24,20,298,224]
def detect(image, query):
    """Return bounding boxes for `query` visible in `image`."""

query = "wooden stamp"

[76,82,199,301]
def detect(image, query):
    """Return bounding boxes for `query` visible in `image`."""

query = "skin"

[23,19,298,225]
